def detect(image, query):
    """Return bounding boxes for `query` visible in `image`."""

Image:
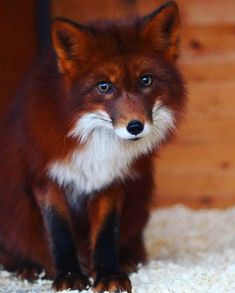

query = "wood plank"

[180,57,235,82]
[177,0,235,25]
[181,25,235,56]
[155,143,235,208]
[180,81,235,144]
[179,25,235,81]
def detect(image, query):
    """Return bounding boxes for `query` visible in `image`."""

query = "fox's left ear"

[143,1,180,61]
[51,18,90,75]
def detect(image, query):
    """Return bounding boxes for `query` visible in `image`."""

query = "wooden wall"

[52,0,235,208]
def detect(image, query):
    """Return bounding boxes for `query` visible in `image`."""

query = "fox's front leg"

[89,187,132,293]
[33,180,90,291]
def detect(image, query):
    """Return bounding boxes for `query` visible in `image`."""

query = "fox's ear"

[51,18,89,74]
[143,1,180,61]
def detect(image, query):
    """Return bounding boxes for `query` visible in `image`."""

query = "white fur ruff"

[48,102,175,197]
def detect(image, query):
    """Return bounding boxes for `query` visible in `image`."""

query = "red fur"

[0,1,186,290]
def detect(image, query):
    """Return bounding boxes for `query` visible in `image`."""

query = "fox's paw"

[17,266,42,282]
[93,271,132,293]
[120,259,139,274]
[52,271,91,291]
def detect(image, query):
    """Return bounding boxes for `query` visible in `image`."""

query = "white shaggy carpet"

[2,205,235,293]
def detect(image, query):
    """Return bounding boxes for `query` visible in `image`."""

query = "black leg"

[93,212,119,274]
[93,211,132,293]
[119,232,147,274]
[43,207,90,291]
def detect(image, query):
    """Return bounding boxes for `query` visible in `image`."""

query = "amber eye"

[97,81,113,94]
[140,75,153,87]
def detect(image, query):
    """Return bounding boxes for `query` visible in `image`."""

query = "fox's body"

[0,2,186,292]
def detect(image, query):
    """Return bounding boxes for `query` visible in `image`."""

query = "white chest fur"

[48,131,133,196]
[48,130,144,197]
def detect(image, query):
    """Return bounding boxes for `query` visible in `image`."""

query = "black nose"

[127,120,144,135]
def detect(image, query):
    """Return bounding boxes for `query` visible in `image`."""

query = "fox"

[0,1,186,292]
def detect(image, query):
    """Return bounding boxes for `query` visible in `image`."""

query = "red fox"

[0,1,186,292]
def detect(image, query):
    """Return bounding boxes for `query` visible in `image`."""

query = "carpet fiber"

[1,205,235,293]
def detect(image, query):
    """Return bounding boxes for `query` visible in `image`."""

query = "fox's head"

[51,1,186,156]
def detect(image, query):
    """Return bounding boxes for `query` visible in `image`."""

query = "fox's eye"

[140,75,153,87]
[97,81,113,94]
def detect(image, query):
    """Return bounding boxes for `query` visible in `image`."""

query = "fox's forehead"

[88,19,144,51]
[89,56,159,82]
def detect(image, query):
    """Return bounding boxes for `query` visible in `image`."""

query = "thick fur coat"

[0,2,186,292]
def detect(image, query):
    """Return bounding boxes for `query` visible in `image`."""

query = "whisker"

[152,112,160,118]
[94,114,112,121]
[152,105,166,119]
[89,116,112,123]
[97,118,112,123]
[99,117,112,122]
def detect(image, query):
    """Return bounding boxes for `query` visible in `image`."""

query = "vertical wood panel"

[0,0,37,110]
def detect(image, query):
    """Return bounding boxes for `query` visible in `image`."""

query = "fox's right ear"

[51,18,89,74]
[143,1,180,61]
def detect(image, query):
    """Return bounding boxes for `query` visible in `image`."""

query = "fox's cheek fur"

[68,100,175,144]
